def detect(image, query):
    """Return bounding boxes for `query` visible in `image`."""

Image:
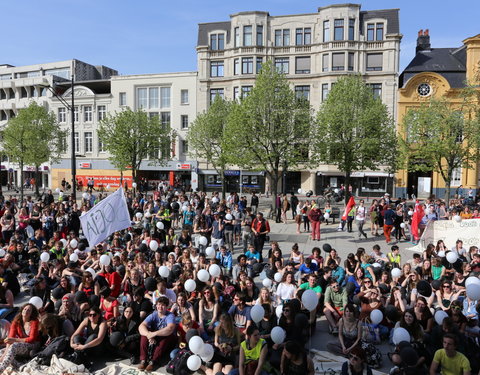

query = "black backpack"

[166,348,193,375]
[35,335,69,365]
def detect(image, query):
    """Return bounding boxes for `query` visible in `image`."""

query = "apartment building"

[196,4,401,195]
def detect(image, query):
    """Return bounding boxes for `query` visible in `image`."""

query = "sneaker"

[138,361,147,370]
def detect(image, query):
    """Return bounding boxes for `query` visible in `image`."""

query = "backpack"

[166,348,193,375]
[35,335,69,365]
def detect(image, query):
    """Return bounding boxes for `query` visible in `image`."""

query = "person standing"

[250,192,259,214]
[355,200,367,239]
[251,212,270,255]
[383,204,396,245]
[290,193,299,220]
[308,204,322,241]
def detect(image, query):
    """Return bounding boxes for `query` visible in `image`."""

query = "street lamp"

[40,76,76,199]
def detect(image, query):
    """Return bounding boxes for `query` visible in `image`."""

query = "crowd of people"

[0,187,478,375]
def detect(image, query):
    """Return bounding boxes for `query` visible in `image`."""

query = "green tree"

[399,95,480,204]
[98,108,175,186]
[2,102,66,201]
[225,61,313,210]
[313,75,396,203]
[187,96,231,198]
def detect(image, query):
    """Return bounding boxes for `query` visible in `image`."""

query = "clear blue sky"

[3,0,479,75]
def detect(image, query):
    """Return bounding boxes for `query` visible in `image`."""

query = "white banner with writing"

[80,188,131,246]
[408,219,480,253]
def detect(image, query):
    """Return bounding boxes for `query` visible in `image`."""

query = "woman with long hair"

[109,305,141,364]
[281,340,314,375]
[170,292,195,322]
[198,286,219,337]
[435,280,462,312]
[369,199,380,236]
[344,253,359,277]
[0,303,40,372]
[241,277,260,306]
[275,272,297,305]
[395,309,424,342]
[326,303,362,357]
[413,297,433,333]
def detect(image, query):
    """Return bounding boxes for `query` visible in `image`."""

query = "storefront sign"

[79,163,91,169]
[176,163,192,170]
[224,170,240,176]
[76,175,132,188]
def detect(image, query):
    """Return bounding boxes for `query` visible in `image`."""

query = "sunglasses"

[89,313,97,317]
[452,305,462,310]
[364,280,372,284]
[443,285,451,288]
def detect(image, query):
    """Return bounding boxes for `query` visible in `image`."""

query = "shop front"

[199,170,265,193]
[315,171,393,198]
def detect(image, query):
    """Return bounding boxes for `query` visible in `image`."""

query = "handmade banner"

[80,188,131,246]
[408,219,480,253]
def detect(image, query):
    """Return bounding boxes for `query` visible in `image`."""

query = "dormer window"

[210,33,225,50]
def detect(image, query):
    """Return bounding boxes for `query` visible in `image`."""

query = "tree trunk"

[344,171,352,205]
[120,170,124,190]
[445,178,452,207]
[271,171,280,222]
[132,168,137,194]
[20,161,24,203]
[35,165,41,198]
[220,169,226,200]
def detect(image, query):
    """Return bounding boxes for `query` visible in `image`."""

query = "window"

[256,57,263,73]
[241,86,252,98]
[119,92,127,106]
[234,27,240,47]
[452,165,462,186]
[242,57,253,74]
[256,25,263,46]
[366,53,383,71]
[84,106,92,122]
[243,25,252,46]
[137,88,147,109]
[97,105,106,121]
[334,19,344,40]
[323,20,330,42]
[98,138,105,153]
[348,53,354,71]
[322,83,329,101]
[149,87,159,109]
[322,54,329,72]
[275,30,282,46]
[296,28,311,45]
[181,89,189,105]
[210,33,224,50]
[84,132,93,153]
[58,108,66,123]
[295,86,310,101]
[149,112,159,119]
[295,56,311,74]
[275,57,289,74]
[74,132,79,153]
[182,140,188,154]
[161,87,171,108]
[367,83,382,99]
[283,29,290,46]
[210,61,224,77]
[74,107,79,122]
[233,87,240,101]
[349,19,355,40]
[275,29,291,46]
[367,23,384,41]
[161,112,170,127]
[210,88,224,103]
[181,115,189,129]
[234,59,240,75]
[332,53,345,71]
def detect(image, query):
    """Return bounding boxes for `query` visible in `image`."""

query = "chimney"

[416,29,431,53]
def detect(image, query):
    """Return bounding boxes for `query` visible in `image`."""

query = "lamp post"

[41,76,76,200]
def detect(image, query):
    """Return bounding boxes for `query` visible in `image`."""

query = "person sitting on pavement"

[323,279,348,334]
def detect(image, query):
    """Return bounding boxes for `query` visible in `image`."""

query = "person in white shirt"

[275,271,297,305]
[355,200,367,239]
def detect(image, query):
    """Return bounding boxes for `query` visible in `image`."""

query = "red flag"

[411,201,424,241]
[341,196,356,221]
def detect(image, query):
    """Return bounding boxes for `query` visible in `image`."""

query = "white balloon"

[392,327,411,345]
[453,215,462,223]
[391,268,402,278]
[150,240,159,251]
[29,296,43,310]
[400,223,406,229]
[466,283,480,300]
[69,239,78,249]
[188,336,204,355]
[26,226,35,238]
[408,210,414,216]
[212,197,219,204]
[69,253,79,262]
[135,212,143,219]
[40,252,50,263]
[370,309,383,325]
[199,236,208,246]
[250,304,265,323]
[86,267,96,279]
[271,326,286,344]
[185,279,196,292]
[100,254,111,266]
[334,188,340,194]
[82,193,89,199]
[60,239,67,248]
[298,188,302,194]
[142,240,147,244]
[466,276,480,287]
[274,272,282,283]
[437,251,445,258]
[372,263,381,268]
[132,182,137,188]
[55,188,60,193]
[324,213,330,220]
[187,354,202,371]
[262,278,272,288]
[225,214,233,221]
[205,247,216,258]
[276,305,283,319]
[200,343,214,362]
[156,222,164,230]
[301,289,318,311]
[446,252,458,264]
[158,266,170,278]
[197,269,210,282]
[0,248,5,257]
[145,211,152,218]
[106,184,111,189]
[209,264,221,278]
[434,310,449,325]
[59,192,64,197]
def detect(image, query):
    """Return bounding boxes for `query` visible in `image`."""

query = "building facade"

[395,32,480,199]
[196,4,401,195]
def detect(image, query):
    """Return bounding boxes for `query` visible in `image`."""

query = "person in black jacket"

[250,192,259,214]
[290,193,299,220]
[109,304,141,364]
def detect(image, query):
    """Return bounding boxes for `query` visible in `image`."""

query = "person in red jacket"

[0,303,40,371]
[98,264,123,298]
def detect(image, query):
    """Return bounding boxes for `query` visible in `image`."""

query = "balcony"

[295,46,311,53]
[366,41,385,49]
[272,46,291,54]
[208,51,225,58]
